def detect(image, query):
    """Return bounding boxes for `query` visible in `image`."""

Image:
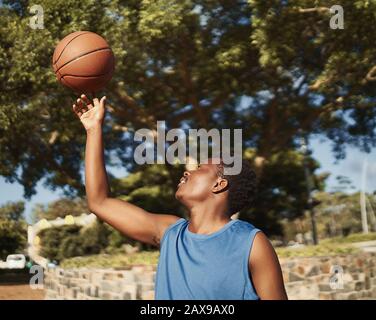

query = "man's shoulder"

[233,218,260,234]
[158,216,186,245]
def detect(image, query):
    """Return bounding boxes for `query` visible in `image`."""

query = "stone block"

[100,291,113,300]
[320,262,331,274]
[355,280,365,291]
[137,282,155,299]
[90,285,99,297]
[336,291,359,300]
[289,272,305,282]
[141,290,155,300]
[285,282,319,300]
[318,283,332,292]
[306,265,320,277]
[319,292,337,300]
[121,284,137,300]
[123,292,132,300]
[103,272,123,281]
[121,271,136,284]
[91,272,104,283]
[135,272,155,283]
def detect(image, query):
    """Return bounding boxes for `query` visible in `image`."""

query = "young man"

[73,94,288,300]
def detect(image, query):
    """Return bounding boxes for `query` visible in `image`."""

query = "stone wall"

[44,265,157,300]
[44,252,376,300]
[280,252,376,299]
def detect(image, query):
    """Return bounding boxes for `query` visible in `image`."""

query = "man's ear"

[212,178,228,193]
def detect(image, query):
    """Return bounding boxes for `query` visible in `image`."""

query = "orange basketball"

[52,31,115,93]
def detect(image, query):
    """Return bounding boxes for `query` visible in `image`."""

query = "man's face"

[175,158,224,206]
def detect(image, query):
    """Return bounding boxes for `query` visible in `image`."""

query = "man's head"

[175,158,257,216]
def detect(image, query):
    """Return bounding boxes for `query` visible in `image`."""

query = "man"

[72,94,288,300]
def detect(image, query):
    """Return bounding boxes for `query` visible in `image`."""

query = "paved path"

[352,240,376,253]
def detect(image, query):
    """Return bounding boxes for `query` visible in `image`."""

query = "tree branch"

[365,65,376,82]
[297,7,331,14]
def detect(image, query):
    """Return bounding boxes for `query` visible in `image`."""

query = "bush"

[59,235,84,259]
[39,225,81,262]
[39,220,143,262]
[0,219,27,260]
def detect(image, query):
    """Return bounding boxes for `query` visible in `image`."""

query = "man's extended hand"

[73,94,106,131]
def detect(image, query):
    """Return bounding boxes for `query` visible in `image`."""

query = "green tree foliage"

[1,1,375,235]
[0,201,27,259]
[39,224,81,261]
[282,191,376,242]
[241,148,328,235]
[39,220,127,261]
[112,163,186,215]
[0,219,27,260]
[30,197,88,222]
[0,201,25,221]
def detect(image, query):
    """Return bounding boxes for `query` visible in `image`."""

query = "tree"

[0,201,25,221]
[1,0,375,235]
[240,148,328,236]
[31,197,88,222]
[39,225,81,261]
[282,191,376,242]
[0,201,27,259]
[0,220,27,260]
[111,163,186,215]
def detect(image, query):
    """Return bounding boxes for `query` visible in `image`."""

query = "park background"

[1,0,376,299]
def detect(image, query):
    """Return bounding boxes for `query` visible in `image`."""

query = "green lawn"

[60,232,376,267]
[61,250,160,268]
[275,243,359,258]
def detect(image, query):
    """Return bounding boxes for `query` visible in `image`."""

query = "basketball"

[52,31,115,93]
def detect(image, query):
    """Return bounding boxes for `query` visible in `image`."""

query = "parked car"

[6,254,26,269]
[0,260,7,269]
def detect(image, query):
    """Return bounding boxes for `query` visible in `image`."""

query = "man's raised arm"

[73,94,180,247]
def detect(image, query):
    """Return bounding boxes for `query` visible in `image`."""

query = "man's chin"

[175,187,185,201]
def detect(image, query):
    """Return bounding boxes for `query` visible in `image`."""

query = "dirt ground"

[0,284,45,300]
[0,272,45,300]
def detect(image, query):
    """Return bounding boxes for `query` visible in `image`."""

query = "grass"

[276,243,359,258]
[320,232,376,245]
[275,232,376,258]
[60,232,376,267]
[60,250,160,269]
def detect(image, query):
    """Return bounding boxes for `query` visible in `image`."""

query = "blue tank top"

[155,218,261,300]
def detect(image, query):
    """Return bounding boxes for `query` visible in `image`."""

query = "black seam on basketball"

[60,77,79,92]
[53,31,91,65]
[61,73,111,78]
[55,47,111,74]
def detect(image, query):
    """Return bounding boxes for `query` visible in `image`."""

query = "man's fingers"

[100,96,107,108]
[81,94,93,109]
[73,104,83,118]
[77,98,88,113]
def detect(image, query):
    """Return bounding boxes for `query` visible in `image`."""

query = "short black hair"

[217,159,257,216]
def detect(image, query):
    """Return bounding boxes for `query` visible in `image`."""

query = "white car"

[0,260,7,269]
[6,254,26,269]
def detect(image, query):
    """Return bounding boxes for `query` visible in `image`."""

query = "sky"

[1,134,376,224]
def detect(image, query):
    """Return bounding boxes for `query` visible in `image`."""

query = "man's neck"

[187,203,231,235]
